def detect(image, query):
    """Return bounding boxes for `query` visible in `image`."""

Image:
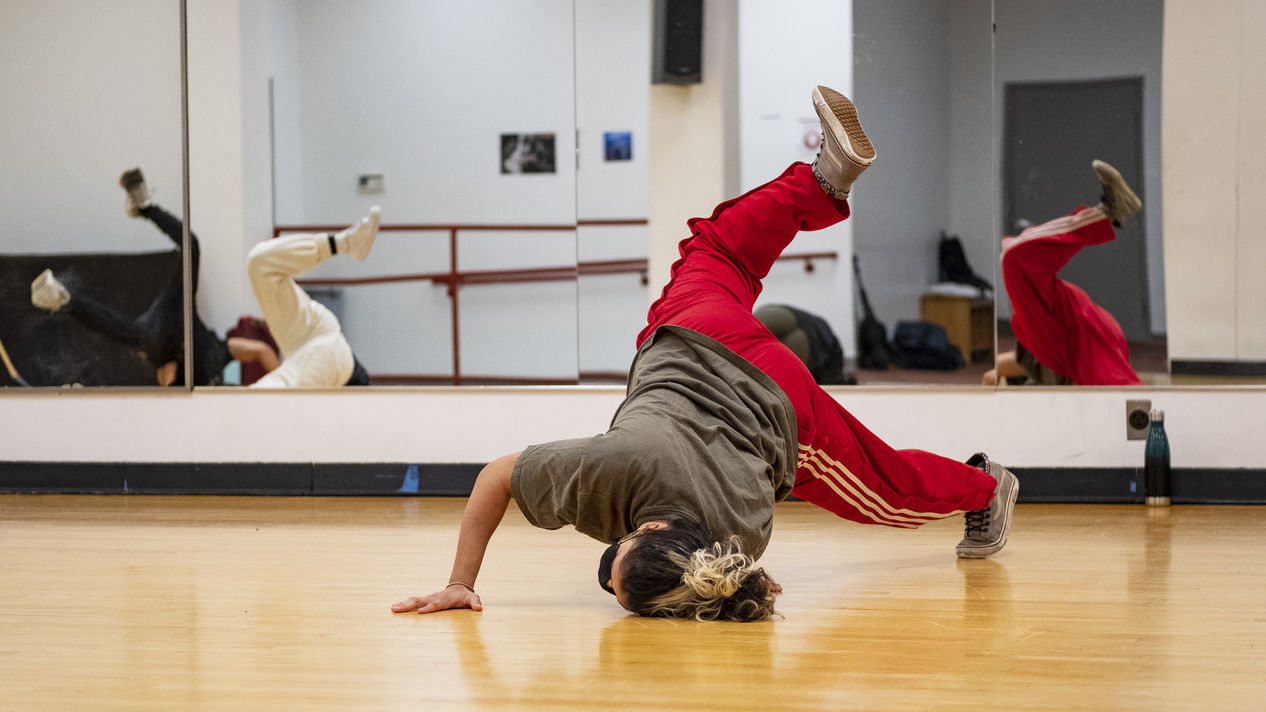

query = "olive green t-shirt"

[510,325,797,559]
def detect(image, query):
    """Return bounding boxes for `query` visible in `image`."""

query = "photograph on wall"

[500,133,556,174]
[603,131,633,161]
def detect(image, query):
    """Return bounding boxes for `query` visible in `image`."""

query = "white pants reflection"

[247,234,353,388]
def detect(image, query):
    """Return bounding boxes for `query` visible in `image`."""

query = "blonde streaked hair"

[620,521,779,623]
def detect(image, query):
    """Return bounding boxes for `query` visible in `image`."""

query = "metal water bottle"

[1145,409,1170,506]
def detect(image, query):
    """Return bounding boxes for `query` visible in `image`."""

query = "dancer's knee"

[246,241,284,285]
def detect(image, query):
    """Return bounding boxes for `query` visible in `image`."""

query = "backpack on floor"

[938,231,993,295]
[891,320,964,371]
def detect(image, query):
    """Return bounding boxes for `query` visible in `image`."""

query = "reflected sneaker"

[956,453,1019,559]
[120,168,151,218]
[31,269,70,312]
[810,85,876,199]
[1092,159,1142,226]
[335,206,381,261]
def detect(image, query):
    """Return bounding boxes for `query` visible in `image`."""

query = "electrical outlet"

[1126,399,1152,440]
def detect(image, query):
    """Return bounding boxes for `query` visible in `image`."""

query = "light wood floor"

[2,495,1264,711]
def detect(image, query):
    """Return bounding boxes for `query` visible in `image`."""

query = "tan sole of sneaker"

[120,169,144,190]
[813,86,875,165]
[1092,159,1142,213]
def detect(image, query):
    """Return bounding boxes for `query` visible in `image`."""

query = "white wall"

[738,0,855,358]
[1163,0,1266,363]
[187,0,252,333]
[3,386,1263,471]
[238,0,300,321]
[852,0,993,329]
[576,0,652,377]
[0,0,183,254]
[647,0,739,301]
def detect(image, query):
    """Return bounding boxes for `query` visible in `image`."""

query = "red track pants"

[638,162,995,528]
[1002,206,1142,386]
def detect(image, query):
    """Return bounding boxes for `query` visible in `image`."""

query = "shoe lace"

[964,508,990,535]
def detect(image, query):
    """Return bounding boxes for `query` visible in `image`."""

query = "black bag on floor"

[892,320,964,371]
[938,231,993,294]
[852,255,893,370]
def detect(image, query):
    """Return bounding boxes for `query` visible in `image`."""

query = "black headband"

[597,539,621,595]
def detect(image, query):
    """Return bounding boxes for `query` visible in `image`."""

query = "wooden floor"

[2,495,1264,711]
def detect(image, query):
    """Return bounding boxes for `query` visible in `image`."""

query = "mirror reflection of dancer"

[30,169,378,387]
[246,207,379,387]
[393,86,1019,623]
[30,170,243,385]
[986,161,1144,386]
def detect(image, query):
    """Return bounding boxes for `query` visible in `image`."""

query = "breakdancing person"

[31,169,379,387]
[30,169,258,385]
[393,86,1019,622]
[986,160,1144,386]
[244,207,379,388]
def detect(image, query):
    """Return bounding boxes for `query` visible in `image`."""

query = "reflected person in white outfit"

[247,207,380,388]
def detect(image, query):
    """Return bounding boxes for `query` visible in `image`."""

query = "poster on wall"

[500,133,556,174]
[603,131,632,161]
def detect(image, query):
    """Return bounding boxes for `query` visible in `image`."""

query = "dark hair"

[620,519,779,622]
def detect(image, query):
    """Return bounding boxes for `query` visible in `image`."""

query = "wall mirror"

[196,0,1185,391]
[16,1,1259,392]
[0,0,188,389]
[581,0,1001,388]
[848,0,997,386]
[992,0,1168,388]
[189,0,581,388]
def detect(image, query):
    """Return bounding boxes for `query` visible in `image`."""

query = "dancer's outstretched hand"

[391,586,482,614]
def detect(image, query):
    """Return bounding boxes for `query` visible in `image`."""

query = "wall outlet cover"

[1126,399,1152,440]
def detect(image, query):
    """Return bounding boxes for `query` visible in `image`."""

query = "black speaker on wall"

[652,0,703,85]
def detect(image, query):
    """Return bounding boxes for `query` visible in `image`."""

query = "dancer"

[985,160,1143,386]
[30,169,377,387]
[392,86,1019,623]
[30,170,241,385]
[753,303,848,385]
[245,208,379,387]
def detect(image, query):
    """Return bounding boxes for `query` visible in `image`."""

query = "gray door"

[1003,78,1149,340]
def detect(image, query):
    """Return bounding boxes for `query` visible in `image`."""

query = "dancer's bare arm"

[391,452,520,614]
[228,337,281,373]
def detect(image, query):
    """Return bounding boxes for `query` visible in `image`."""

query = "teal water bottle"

[1145,409,1170,506]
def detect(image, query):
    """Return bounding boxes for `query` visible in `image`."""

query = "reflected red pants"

[639,162,995,528]
[1002,207,1142,386]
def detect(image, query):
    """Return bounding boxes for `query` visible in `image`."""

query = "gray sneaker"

[956,453,1019,559]
[119,168,150,218]
[1092,159,1142,226]
[810,85,875,200]
[31,269,70,312]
